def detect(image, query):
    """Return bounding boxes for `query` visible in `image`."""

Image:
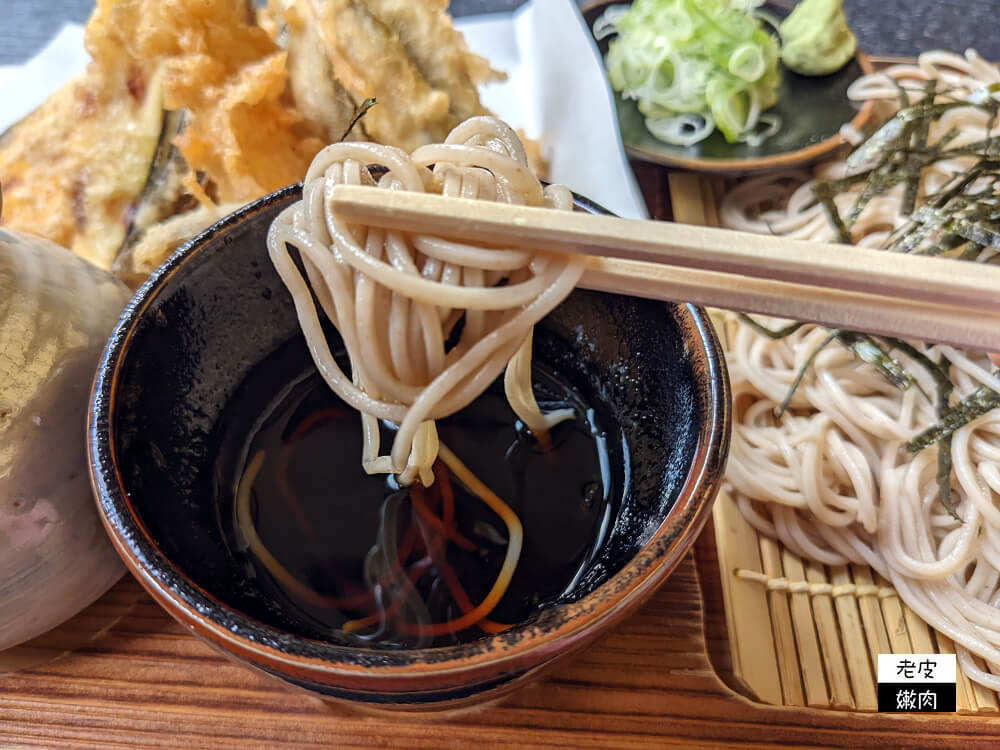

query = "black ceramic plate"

[583,0,876,174]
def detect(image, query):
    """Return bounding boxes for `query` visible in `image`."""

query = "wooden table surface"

[4,525,1000,749]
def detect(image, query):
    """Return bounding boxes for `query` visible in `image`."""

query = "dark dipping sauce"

[215,338,629,649]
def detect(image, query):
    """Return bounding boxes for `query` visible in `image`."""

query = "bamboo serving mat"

[667,171,1000,715]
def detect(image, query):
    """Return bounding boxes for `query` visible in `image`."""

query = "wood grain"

[5,555,1000,748]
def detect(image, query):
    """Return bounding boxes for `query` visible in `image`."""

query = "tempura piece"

[360,0,504,123]
[303,0,451,151]
[275,0,528,165]
[86,0,326,203]
[0,0,327,270]
[0,66,165,269]
[268,0,369,142]
[1,0,516,275]
[116,201,244,284]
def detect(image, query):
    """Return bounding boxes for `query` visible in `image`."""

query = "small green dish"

[583,0,876,175]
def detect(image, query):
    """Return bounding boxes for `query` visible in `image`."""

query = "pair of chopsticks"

[329,185,1000,352]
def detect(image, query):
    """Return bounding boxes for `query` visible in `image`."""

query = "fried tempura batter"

[276,0,370,142]
[0,65,165,268]
[360,0,503,123]
[305,0,453,151]
[0,0,511,275]
[86,0,325,202]
[1,0,325,268]
[272,0,505,152]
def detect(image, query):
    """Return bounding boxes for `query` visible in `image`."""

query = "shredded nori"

[905,380,1000,454]
[812,181,852,244]
[936,436,958,520]
[736,313,805,340]
[755,80,1000,516]
[340,97,377,142]
[836,332,914,391]
[816,87,1000,262]
[774,329,840,419]
[902,81,937,215]
[889,340,951,390]
[934,354,961,521]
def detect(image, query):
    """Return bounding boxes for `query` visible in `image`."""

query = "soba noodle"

[720,50,1000,690]
[266,116,585,488]
[256,116,586,640]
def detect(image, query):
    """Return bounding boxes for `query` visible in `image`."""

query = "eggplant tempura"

[0,0,507,278]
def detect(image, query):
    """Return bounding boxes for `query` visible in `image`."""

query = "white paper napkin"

[0,0,647,219]
[459,0,648,218]
[0,24,89,134]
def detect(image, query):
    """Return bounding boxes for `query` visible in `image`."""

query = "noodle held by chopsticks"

[254,116,584,641]
[720,50,1000,691]
[267,116,584,487]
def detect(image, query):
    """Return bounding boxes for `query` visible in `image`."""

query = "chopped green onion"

[598,0,781,145]
[729,43,767,81]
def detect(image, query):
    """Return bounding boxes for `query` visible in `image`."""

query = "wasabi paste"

[779,0,858,76]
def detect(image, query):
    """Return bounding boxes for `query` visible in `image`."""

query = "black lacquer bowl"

[88,185,730,713]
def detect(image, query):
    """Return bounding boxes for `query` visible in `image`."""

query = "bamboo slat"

[935,635,975,713]
[967,657,1000,713]
[805,560,855,709]
[902,601,937,654]
[829,565,877,710]
[780,551,830,708]
[710,490,783,705]
[851,565,893,671]
[876,573,913,655]
[758,537,803,706]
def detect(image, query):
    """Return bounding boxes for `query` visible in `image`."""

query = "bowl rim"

[88,183,731,690]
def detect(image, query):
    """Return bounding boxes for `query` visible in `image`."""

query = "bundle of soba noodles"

[261,117,586,640]
[267,116,584,488]
[718,50,1000,690]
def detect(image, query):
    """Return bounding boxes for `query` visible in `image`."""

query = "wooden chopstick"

[331,185,1000,310]
[329,185,1000,351]
[583,257,1000,351]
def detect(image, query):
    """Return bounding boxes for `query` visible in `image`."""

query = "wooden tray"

[4,546,1000,748]
[4,166,1000,748]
